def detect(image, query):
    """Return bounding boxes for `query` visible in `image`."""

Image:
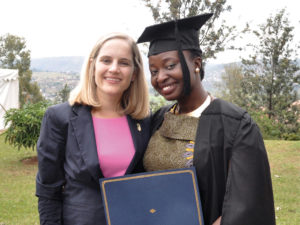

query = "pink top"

[92,116,135,178]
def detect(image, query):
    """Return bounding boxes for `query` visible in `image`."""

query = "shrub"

[250,110,300,140]
[249,110,281,140]
[150,95,169,113]
[282,132,300,141]
[3,101,51,150]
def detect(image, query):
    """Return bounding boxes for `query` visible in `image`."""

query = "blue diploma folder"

[100,167,204,225]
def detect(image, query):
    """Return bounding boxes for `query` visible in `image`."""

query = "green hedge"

[3,101,51,150]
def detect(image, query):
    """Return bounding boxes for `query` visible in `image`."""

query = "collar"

[170,95,212,117]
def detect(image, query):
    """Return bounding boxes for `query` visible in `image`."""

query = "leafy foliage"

[216,63,245,107]
[0,33,43,106]
[249,110,281,140]
[3,101,51,150]
[240,9,300,138]
[150,94,170,112]
[142,0,238,61]
[241,9,300,112]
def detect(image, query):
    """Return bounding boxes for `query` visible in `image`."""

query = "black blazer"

[36,102,151,225]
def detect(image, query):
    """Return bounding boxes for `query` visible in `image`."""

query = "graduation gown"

[148,98,276,225]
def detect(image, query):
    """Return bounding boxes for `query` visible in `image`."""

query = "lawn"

[265,140,300,224]
[0,135,38,225]
[0,135,299,224]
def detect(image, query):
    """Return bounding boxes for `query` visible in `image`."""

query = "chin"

[160,91,182,102]
[161,94,177,101]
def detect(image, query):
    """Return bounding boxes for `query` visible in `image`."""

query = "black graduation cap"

[137,13,213,95]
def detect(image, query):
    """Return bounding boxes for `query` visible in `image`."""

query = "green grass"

[0,135,38,225]
[0,135,299,224]
[265,140,300,225]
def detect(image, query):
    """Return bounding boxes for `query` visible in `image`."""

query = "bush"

[150,95,169,113]
[249,110,281,140]
[250,110,300,140]
[3,101,51,150]
[282,132,300,141]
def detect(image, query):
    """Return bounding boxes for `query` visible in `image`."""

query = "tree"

[55,84,71,103]
[241,9,300,136]
[216,63,245,106]
[142,0,238,61]
[0,33,43,107]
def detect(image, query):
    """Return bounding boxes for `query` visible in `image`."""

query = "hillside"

[32,71,79,101]
[31,56,225,100]
[31,56,85,73]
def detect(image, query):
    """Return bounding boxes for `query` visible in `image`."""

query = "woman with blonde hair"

[36,33,151,225]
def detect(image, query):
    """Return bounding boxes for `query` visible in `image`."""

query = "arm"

[220,113,276,225]
[36,106,66,225]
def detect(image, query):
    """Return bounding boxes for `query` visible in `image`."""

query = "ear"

[194,56,202,70]
[131,71,136,82]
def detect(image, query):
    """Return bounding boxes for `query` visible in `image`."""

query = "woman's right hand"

[212,216,221,225]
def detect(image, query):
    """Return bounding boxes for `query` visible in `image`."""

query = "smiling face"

[94,38,135,100]
[149,50,200,102]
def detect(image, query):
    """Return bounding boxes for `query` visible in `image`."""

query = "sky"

[0,0,299,64]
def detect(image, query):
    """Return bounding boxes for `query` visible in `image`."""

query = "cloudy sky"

[0,0,299,63]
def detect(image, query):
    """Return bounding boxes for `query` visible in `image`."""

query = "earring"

[195,67,200,73]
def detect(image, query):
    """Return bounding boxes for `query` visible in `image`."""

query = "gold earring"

[195,67,200,73]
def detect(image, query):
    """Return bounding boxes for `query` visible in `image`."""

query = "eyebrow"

[149,57,177,67]
[99,55,133,61]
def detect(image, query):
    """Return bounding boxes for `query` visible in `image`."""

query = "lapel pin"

[137,123,141,132]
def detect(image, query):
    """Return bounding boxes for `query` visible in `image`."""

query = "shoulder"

[150,104,173,133]
[43,102,88,126]
[203,98,248,121]
[152,104,173,120]
[127,112,151,127]
[201,99,257,140]
[128,113,151,127]
[44,102,72,120]
[46,101,72,113]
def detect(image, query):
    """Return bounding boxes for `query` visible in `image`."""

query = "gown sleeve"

[35,106,66,225]
[221,113,276,225]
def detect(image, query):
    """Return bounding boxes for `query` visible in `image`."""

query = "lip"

[104,76,121,84]
[159,83,176,96]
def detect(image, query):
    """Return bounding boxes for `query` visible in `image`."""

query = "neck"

[177,84,208,114]
[92,93,124,118]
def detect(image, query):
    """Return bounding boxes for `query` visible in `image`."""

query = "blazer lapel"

[125,115,144,174]
[70,104,103,181]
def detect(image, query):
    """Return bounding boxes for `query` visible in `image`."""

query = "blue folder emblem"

[100,167,204,225]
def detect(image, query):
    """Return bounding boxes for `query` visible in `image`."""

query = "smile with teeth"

[105,77,121,82]
[162,84,175,91]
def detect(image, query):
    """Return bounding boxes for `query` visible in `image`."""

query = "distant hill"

[31,56,85,73]
[203,63,226,94]
[30,56,300,101]
[30,56,227,95]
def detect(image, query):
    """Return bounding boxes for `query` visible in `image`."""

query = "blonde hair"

[69,33,149,119]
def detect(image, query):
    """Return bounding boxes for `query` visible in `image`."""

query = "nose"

[108,61,120,73]
[156,70,168,83]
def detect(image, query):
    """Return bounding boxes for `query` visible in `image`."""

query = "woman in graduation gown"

[137,14,276,225]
